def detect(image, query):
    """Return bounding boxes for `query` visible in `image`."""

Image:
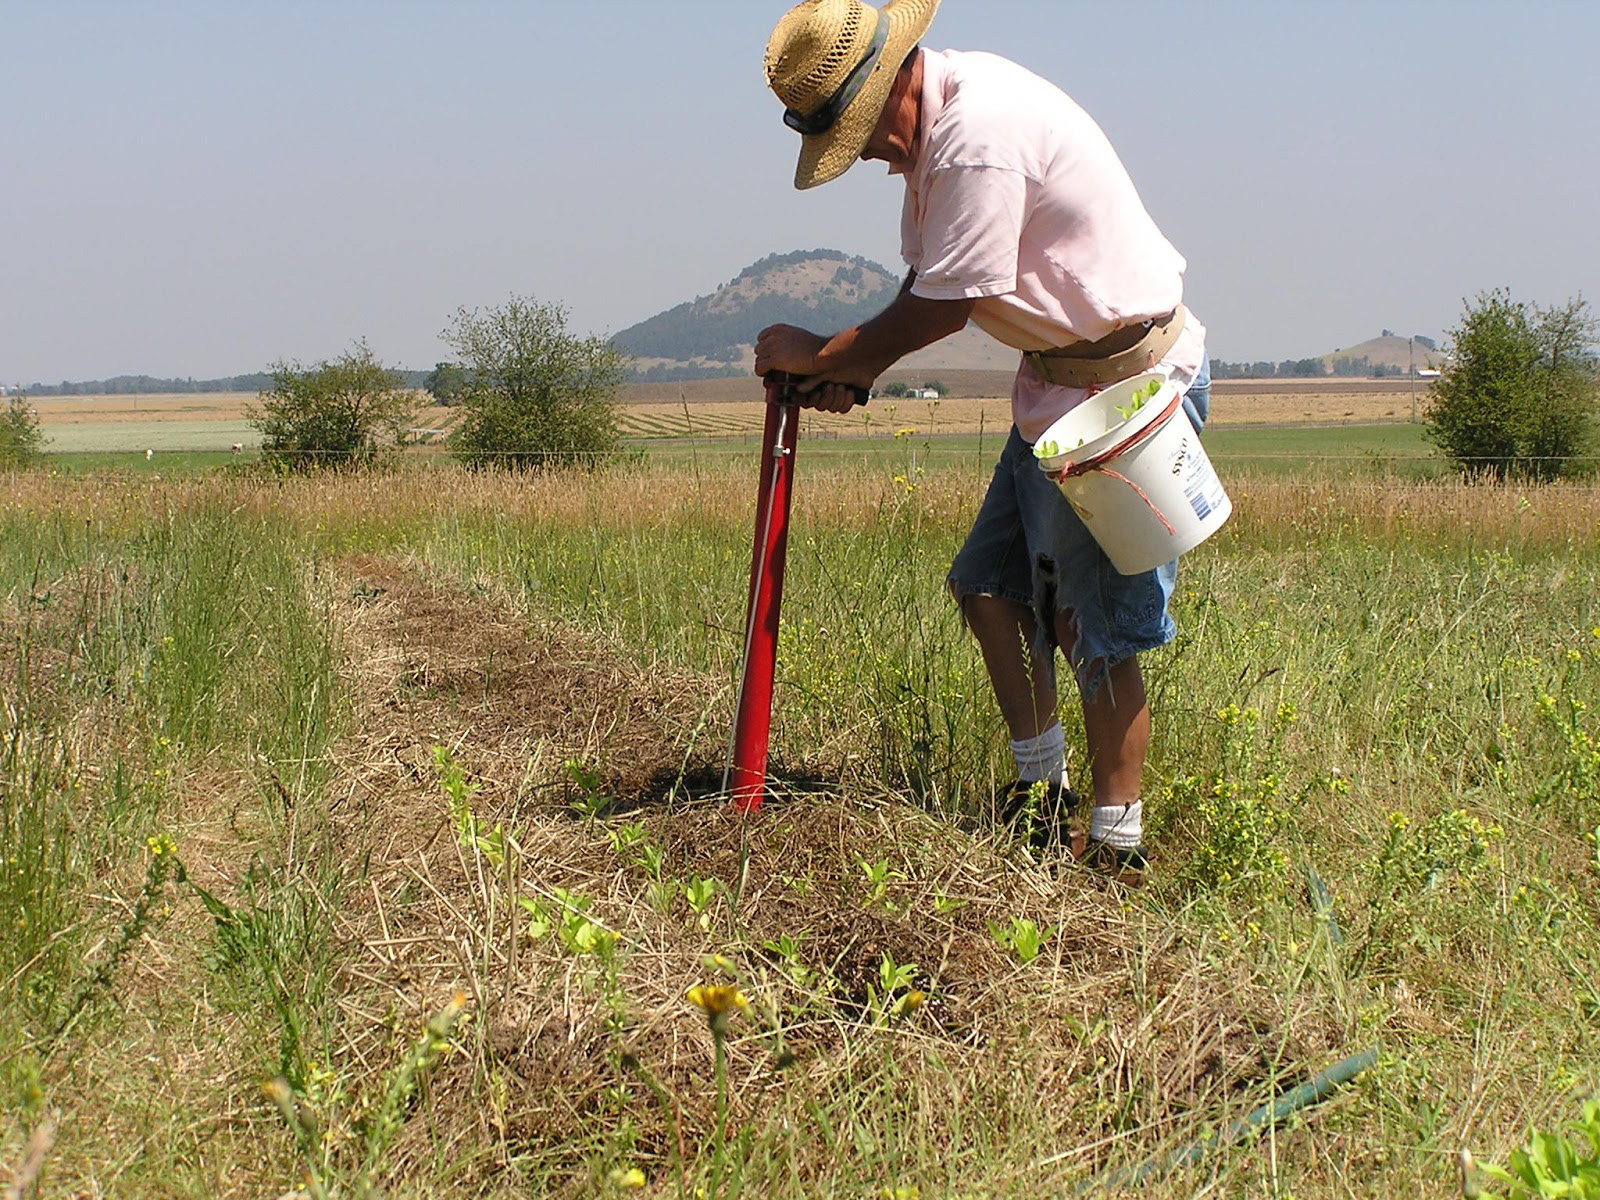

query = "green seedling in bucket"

[1115,378,1165,421]
[1033,436,1085,460]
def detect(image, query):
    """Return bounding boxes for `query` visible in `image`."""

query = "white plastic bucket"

[1033,371,1231,575]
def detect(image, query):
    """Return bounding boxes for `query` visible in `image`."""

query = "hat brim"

[792,0,938,190]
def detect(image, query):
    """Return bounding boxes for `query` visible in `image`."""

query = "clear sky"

[3,0,1596,382]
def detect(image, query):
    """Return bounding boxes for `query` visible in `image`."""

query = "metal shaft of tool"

[724,384,798,814]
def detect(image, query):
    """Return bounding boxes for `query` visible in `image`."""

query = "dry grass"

[26,391,258,424]
[5,460,1593,551]
[274,553,1352,1194]
[2,463,1597,1196]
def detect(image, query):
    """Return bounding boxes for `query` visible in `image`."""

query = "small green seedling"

[685,876,722,930]
[1115,378,1166,421]
[989,915,1057,964]
[857,857,903,909]
[564,758,608,819]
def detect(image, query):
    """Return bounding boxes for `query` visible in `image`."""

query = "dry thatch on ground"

[277,555,1347,1192]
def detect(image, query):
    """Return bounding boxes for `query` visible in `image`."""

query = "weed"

[1535,686,1600,819]
[988,915,1057,965]
[684,875,722,930]
[857,856,903,910]
[264,992,469,1200]
[566,757,610,818]
[762,932,811,985]
[1469,1095,1600,1198]
[1163,703,1331,894]
[864,953,922,1025]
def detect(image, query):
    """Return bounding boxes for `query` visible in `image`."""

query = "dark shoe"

[994,778,1081,849]
[1078,840,1150,887]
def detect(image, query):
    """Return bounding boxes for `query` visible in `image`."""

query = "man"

[754,0,1211,882]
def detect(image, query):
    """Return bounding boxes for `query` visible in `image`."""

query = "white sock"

[1010,723,1066,787]
[1089,800,1143,849]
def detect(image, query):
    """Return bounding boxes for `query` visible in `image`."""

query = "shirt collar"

[900,48,946,181]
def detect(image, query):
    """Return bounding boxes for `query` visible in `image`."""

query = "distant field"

[619,380,1426,441]
[27,391,257,422]
[31,379,1430,459]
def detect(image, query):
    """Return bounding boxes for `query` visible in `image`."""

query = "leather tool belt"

[1023,305,1187,390]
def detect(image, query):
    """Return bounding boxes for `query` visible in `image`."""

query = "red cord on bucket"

[1048,390,1185,536]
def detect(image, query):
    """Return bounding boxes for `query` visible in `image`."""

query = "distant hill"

[614,248,1026,381]
[613,249,899,381]
[1319,334,1445,372]
[1214,332,1446,380]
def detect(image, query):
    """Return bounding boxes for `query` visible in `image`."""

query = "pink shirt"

[899,49,1207,443]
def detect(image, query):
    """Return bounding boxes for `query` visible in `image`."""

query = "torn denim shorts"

[947,361,1211,696]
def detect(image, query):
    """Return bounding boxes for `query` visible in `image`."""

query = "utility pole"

[1409,337,1416,423]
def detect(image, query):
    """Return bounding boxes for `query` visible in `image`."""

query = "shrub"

[444,296,629,472]
[0,396,46,467]
[1426,291,1599,481]
[249,342,412,473]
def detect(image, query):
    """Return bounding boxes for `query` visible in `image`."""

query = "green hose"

[1085,1045,1380,1192]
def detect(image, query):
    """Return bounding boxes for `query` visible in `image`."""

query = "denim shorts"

[948,357,1212,695]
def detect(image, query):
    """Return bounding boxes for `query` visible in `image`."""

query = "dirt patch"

[308,555,1344,1187]
[337,552,714,800]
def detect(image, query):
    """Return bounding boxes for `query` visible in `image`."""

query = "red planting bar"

[727,374,868,815]
[728,379,799,814]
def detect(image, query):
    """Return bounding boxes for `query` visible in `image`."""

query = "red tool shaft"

[729,383,799,814]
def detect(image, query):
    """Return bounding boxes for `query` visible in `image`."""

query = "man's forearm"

[813,286,975,383]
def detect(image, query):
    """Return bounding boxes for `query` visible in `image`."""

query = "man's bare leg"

[962,593,1057,741]
[1073,651,1149,809]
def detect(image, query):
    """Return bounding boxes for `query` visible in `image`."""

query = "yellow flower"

[687,985,748,1018]
[890,990,926,1020]
[608,1167,646,1190]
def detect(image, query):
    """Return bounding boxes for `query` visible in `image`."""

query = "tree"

[1279,358,1327,378]
[921,379,949,396]
[0,396,46,467]
[248,341,412,472]
[443,296,629,471]
[1425,291,1599,481]
[423,361,470,406]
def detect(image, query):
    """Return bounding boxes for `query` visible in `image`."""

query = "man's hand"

[753,288,973,411]
[755,325,874,411]
[753,324,826,378]
[797,382,867,413]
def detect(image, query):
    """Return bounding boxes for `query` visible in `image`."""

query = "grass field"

[2,447,1598,1198]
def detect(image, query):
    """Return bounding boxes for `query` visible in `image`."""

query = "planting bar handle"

[763,371,870,408]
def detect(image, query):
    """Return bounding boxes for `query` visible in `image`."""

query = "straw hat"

[764,0,940,190]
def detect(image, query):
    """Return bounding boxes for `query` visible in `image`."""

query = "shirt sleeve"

[907,164,1028,301]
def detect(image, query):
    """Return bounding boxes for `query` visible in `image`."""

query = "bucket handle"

[1047,390,1184,536]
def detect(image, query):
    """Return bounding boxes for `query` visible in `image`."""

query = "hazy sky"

[3,0,1596,382]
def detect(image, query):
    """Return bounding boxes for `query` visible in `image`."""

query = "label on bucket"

[1170,432,1227,521]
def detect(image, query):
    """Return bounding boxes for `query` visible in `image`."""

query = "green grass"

[0,463,1596,1197]
[42,449,254,475]
[0,498,345,1190]
[38,420,1446,484]
[39,418,258,454]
